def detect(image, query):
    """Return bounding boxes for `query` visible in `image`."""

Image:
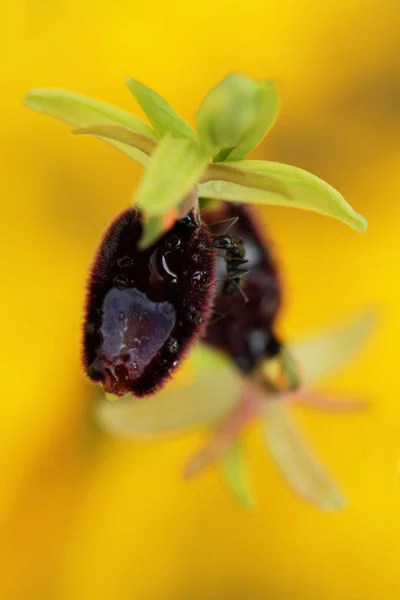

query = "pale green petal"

[134,133,209,219]
[96,345,242,437]
[198,160,368,233]
[126,78,197,141]
[263,402,345,510]
[224,81,279,161]
[289,310,377,385]
[25,89,157,166]
[220,441,256,508]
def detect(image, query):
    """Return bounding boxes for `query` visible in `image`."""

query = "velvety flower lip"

[83,207,217,396]
[202,202,282,374]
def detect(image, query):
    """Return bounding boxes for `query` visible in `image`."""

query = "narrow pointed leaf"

[96,345,242,437]
[25,89,157,166]
[201,162,289,197]
[198,160,367,233]
[220,441,256,508]
[126,78,197,141]
[289,310,376,385]
[263,402,345,510]
[224,80,279,161]
[73,125,157,156]
[134,134,209,220]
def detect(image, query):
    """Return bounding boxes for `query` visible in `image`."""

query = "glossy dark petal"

[203,203,282,373]
[83,208,216,396]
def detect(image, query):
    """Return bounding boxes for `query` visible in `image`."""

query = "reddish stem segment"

[183,382,262,479]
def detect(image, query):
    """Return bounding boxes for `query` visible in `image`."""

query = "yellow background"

[2,0,400,598]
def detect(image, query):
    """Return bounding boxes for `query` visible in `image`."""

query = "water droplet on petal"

[113,274,129,287]
[185,305,202,324]
[191,270,208,292]
[191,252,202,264]
[167,338,179,354]
[165,235,181,250]
[117,256,135,269]
[149,248,178,290]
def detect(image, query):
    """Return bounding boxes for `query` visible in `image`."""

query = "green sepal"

[263,402,345,511]
[289,310,377,385]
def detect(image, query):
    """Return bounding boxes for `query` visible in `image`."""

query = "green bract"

[24,89,157,167]
[199,160,367,233]
[196,74,262,155]
[197,74,279,161]
[25,73,368,246]
[134,134,209,247]
[126,77,197,141]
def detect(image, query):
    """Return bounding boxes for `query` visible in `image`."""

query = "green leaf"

[289,310,377,386]
[201,162,289,198]
[263,402,345,510]
[96,345,243,438]
[220,441,256,508]
[134,133,209,224]
[126,78,197,141]
[223,80,279,161]
[198,160,368,233]
[196,74,264,156]
[25,89,157,167]
[73,125,157,156]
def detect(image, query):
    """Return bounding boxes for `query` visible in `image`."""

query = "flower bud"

[196,74,263,156]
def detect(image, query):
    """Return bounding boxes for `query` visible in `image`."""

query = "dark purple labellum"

[203,203,282,374]
[83,207,217,397]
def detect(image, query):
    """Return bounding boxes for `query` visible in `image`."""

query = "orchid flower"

[97,310,375,510]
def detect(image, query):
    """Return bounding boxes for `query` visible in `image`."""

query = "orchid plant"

[25,74,372,509]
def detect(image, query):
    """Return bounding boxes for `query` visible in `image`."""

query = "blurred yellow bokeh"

[2,0,400,598]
